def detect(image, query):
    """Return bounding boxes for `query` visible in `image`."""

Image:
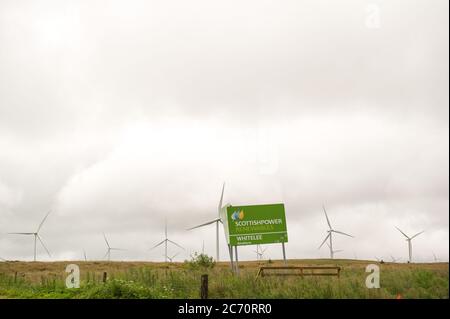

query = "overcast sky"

[0,0,448,263]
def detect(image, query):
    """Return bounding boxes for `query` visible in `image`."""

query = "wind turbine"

[103,233,126,261]
[187,183,225,261]
[166,252,179,263]
[326,242,343,256]
[432,252,439,262]
[253,245,267,261]
[152,219,184,262]
[9,210,52,261]
[395,227,424,263]
[83,249,87,262]
[318,205,353,259]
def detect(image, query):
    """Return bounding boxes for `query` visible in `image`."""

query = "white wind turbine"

[395,227,424,263]
[103,233,126,261]
[9,211,52,261]
[166,252,179,263]
[318,205,354,259]
[187,183,225,262]
[390,255,400,263]
[326,242,343,257]
[152,219,184,262]
[253,245,267,261]
[432,252,439,262]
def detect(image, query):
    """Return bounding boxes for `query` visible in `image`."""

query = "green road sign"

[226,203,288,246]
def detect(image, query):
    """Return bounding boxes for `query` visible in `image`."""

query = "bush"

[184,252,215,270]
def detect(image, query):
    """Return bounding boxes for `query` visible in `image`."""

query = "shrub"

[184,252,215,270]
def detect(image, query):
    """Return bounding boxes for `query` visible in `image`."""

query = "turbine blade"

[103,233,111,248]
[103,250,110,258]
[167,239,184,250]
[218,182,225,213]
[186,218,221,230]
[37,235,51,257]
[395,227,409,239]
[37,210,51,233]
[323,205,332,229]
[332,230,354,238]
[318,233,330,249]
[411,231,424,239]
[8,232,34,235]
[151,239,166,250]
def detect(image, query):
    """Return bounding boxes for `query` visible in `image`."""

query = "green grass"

[0,260,448,299]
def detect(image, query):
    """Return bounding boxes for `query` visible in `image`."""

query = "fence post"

[102,271,107,283]
[200,274,208,299]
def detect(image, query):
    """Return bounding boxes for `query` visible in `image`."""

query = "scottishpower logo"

[231,210,245,221]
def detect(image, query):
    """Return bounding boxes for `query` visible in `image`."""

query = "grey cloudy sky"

[0,0,448,263]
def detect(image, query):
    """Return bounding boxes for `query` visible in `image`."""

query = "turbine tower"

[318,205,353,259]
[152,219,184,262]
[395,227,424,263]
[103,233,126,261]
[9,210,52,261]
[187,183,225,261]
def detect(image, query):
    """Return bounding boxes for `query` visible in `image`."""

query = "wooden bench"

[255,266,341,280]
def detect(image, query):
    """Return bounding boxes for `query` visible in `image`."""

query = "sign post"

[223,203,288,272]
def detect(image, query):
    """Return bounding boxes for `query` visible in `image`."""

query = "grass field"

[0,259,448,299]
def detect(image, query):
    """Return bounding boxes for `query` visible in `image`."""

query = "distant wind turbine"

[395,227,424,263]
[326,242,343,256]
[390,255,399,263]
[9,210,52,261]
[318,205,354,259]
[187,183,225,261]
[83,249,87,261]
[253,245,267,260]
[103,233,126,261]
[432,252,439,262]
[166,252,179,263]
[152,219,184,262]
